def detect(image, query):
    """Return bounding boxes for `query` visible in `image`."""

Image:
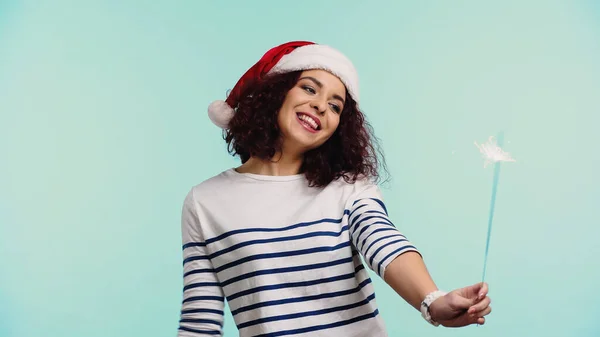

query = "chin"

[278,113,334,153]
[283,129,328,153]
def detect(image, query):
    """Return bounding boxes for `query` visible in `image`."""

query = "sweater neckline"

[225,168,306,182]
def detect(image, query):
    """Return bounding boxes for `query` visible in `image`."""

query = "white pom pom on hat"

[206,41,360,129]
[207,100,234,129]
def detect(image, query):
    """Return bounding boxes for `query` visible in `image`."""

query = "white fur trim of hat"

[207,41,359,129]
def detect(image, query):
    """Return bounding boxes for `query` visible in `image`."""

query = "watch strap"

[420,290,447,326]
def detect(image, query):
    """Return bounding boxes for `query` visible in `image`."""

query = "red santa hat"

[207,41,360,129]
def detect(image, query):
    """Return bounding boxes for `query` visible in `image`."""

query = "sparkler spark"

[475,136,516,168]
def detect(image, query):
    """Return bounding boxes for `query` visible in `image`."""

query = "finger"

[468,296,491,314]
[477,282,489,300]
[462,282,488,300]
[469,282,488,300]
[476,305,492,318]
[470,304,492,319]
[466,307,491,328]
[466,312,485,326]
[467,305,491,326]
[448,293,476,310]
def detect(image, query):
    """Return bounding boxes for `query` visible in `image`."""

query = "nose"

[310,98,327,115]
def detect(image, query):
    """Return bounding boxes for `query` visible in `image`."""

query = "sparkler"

[474,132,516,282]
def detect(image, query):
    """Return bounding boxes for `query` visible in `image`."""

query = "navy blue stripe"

[204,212,349,245]
[184,282,220,291]
[181,308,224,316]
[178,326,221,335]
[377,245,417,276]
[355,218,391,238]
[350,215,391,233]
[348,203,367,221]
[227,263,364,301]
[182,241,206,249]
[183,255,209,265]
[368,238,408,266]
[232,273,370,316]
[359,227,398,250]
[371,198,388,215]
[360,210,388,219]
[363,234,406,258]
[179,318,222,327]
[238,292,377,329]
[355,221,395,248]
[351,198,387,214]
[182,295,224,304]
[210,226,349,260]
[184,268,216,277]
[350,209,387,225]
[380,245,418,266]
[254,308,380,337]
[216,241,351,273]
[221,252,357,288]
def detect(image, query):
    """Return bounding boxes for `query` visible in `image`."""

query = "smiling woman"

[178,41,492,337]
[224,65,377,188]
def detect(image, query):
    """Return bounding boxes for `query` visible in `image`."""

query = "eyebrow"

[299,76,346,104]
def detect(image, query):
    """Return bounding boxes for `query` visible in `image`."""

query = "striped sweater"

[178,169,420,337]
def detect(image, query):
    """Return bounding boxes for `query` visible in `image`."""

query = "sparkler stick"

[474,132,516,282]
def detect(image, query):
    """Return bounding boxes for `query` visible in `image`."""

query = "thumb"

[461,282,487,299]
[448,283,485,309]
[447,291,476,310]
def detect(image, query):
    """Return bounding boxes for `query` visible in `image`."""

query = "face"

[277,69,347,155]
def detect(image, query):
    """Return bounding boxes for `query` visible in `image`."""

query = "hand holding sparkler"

[426,134,514,327]
[429,282,491,326]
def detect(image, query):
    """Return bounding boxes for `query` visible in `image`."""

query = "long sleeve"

[178,189,225,337]
[347,182,421,279]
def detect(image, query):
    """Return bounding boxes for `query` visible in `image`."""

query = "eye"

[302,85,316,94]
[329,103,341,114]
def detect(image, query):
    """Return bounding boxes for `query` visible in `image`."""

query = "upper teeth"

[299,114,318,130]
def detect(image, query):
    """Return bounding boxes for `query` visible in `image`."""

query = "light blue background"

[1,1,599,336]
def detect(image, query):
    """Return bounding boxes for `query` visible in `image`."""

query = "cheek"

[326,115,341,133]
[276,110,287,133]
[277,105,291,122]
[276,105,296,132]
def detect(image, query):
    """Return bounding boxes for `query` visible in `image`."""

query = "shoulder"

[326,175,390,216]
[329,174,379,192]
[184,169,237,203]
[326,174,383,202]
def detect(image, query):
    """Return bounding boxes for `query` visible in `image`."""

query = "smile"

[296,112,321,133]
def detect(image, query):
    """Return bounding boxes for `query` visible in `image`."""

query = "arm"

[347,184,432,309]
[383,247,492,327]
[178,190,225,337]
[348,183,492,327]
[383,251,438,311]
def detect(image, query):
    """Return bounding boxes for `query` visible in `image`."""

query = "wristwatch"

[420,290,447,326]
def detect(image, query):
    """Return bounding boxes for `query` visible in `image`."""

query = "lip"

[296,112,322,130]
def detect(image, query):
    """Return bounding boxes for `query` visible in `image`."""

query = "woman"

[178,41,491,337]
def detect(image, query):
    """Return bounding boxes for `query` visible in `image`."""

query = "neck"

[236,151,304,176]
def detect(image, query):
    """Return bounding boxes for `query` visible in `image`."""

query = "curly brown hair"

[224,70,387,187]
